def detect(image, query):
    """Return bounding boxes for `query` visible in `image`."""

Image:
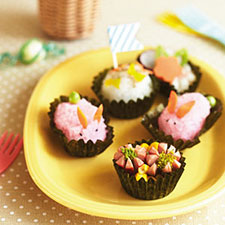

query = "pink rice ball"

[158,93,210,141]
[54,99,107,143]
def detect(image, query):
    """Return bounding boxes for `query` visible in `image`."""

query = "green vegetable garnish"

[155,46,168,58]
[69,91,80,104]
[157,152,176,169]
[175,48,188,66]
[207,96,217,107]
[127,63,146,82]
[121,147,137,160]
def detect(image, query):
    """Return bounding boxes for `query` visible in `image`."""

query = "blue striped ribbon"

[107,23,143,53]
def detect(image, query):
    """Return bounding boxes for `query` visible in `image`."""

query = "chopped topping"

[157,151,176,169]
[77,107,88,129]
[133,157,144,169]
[207,96,217,107]
[115,142,182,182]
[127,63,146,82]
[167,90,178,114]
[125,158,134,172]
[93,104,103,123]
[135,173,148,182]
[146,154,159,166]
[147,163,157,176]
[154,56,182,83]
[116,155,126,168]
[69,91,80,104]
[121,147,137,160]
[104,78,121,89]
[176,100,195,118]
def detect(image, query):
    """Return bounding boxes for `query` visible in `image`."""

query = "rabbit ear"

[77,107,88,128]
[167,90,178,113]
[94,104,103,123]
[176,101,195,118]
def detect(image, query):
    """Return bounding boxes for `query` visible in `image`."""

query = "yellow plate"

[24,48,225,219]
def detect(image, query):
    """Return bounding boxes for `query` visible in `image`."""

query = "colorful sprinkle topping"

[104,78,121,89]
[69,91,80,104]
[127,63,146,82]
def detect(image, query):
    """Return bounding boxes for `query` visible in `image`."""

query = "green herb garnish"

[121,147,137,160]
[157,152,176,169]
[69,91,80,104]
[175,48,188,66]
[155,46,168,58]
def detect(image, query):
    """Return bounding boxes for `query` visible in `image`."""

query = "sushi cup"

[92,67,159,119]
[48,95,114,157]
[141,94,223,150]
[113,139,186,200]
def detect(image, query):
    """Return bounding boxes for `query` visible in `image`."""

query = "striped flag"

[107,23,143,53]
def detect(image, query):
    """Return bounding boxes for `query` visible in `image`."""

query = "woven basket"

[39,0,100,40]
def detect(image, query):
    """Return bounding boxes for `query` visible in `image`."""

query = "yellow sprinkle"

[104,78,121,89]
[138,164,149,174]
[149,142,159,150]
[140,143,149,149]
[135,173,148,182]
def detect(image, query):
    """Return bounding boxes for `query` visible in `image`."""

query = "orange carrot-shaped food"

[77,107,88,128]
[167,90,178,114]
[94,104,103,123]
[176,101,195,118]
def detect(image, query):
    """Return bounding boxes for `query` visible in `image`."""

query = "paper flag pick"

[107,22,143,68]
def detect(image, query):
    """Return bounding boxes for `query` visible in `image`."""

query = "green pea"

[207,96,216,107]
[69,91,80,104]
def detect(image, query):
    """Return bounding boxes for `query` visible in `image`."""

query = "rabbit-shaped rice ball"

[158,91,210,141]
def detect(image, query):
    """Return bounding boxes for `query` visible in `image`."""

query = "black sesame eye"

[174,122,176,125]
[95,129,98,132]
[79,133,82,136]
[166,119,169,122]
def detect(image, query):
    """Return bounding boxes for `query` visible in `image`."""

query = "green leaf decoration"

[69,91,80,104]
[104,78,121,89]
[127,63,146,82]
[155,46,168,58]
[175,48,188,66]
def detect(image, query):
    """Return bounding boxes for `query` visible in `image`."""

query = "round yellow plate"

[24,48,225,219]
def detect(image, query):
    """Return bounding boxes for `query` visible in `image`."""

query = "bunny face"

[158,92,210,141]
[54,99,107,143]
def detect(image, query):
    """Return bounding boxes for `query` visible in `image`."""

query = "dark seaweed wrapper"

[156,61,202,97]
[113,139,186,200]
[48,95,114,157]
[91,68,160,119]
[141,95,223,150]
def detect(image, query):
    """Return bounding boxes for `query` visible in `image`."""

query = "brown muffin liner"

[155,61,202,97]
[48,95,114,157]
[141,95,223,150]
[113,139,186,200]
[91,68,159,119]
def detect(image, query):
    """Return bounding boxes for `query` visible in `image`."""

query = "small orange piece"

[153,56,182,83]
[167,90,178,114]
[77,107,88,128]
[176,101,195,118]
[94,104,103,123]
